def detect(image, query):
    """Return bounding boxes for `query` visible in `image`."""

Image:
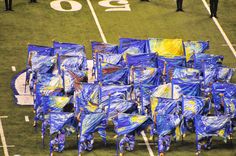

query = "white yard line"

[86,0,107,43]
[11,66,16,72]
[201,0,236,58]
[141,131,155,156]
[86,2,154,155]
[25,116,29,122]
[0,119,9,156]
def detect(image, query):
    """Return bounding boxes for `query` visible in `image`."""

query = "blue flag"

[126,53,157,68]
[53,41,85,56]
[80,112,107,142]
[212,82,236,114]
[183,41,209,62]
[155,114,182,137]
[193,53,224,71]
[172,78,201,97]
[119,38,148,54]
[195,115,231,138]
[216,66,235,83]
[58,55,87,74]
[49,112,75,135]
[100,63,129,85]
[31,55,58,74]
[130,67,160,85]
[151,97,181,116]
[172,67,200,80]
[224,98,236,118]
[113,113,152,136]
[97,53,124,66]
[182,96,211,120]
[42,96,71,114]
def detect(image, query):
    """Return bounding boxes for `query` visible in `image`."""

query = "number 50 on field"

[50,0,131,12]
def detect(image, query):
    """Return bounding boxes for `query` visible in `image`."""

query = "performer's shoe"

[119,153,124,156]
[159,153,165,156]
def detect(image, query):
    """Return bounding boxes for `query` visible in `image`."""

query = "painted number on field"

[50,0,82,12]
[98,0,131,12]
[50,0,130,12]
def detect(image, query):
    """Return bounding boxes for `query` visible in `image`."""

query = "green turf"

[0,0,236,155]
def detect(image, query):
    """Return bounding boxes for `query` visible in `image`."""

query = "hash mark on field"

[202,0,236,58]
[222,44,236,47]
[25,116,29,122]
[11,66,16,72]
[0,119,9,156]
[0,145,15,148]
[0,116,8,119]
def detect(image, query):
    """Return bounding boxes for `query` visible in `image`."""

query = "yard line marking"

[0,116,8,119]
[202,0,236,58]
[87,2,154,155]
[25,116,29,122]
[0,145,15,148]
[86,0,107,43]
[0,119,9,156]
[11,66,16,72]
[141,131,155,156]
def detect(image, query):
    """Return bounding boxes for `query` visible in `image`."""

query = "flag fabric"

[100,63,129,85]
[151,83,181,100]
[58,55,87,74]
[119,38,148,54]
[148,38,185,58]
[42,96,71,114]
[172,78,201,97]
[62,70,88,94]
[182,96,211,120]
[203,63,217,87]
[37,74,63,91]
[151,97,181,116]
[99,98,136,119]
[80,112,107,142]
[134,84,157,108]
[183,41,209,62]
[91,41,118,54]
[28,44,54,57]
[31,55,57,74]
[126,53,157,68]
[157,56,186,83]
[193,53,224,71]
[216,66,235,83]
[172,67,200,80]
[155,114,182,137]
[97,52,124,66]
[130,67,160,85]
[113,113,153,136]
[75,83,100,113]
[49,112,75,135]
[53,41,85,56]
[101,85,132,103]
[212,82,236,114]
[91,41,119,77]
[195,115,231,138]
[158,56,186,69]
[223,97,236,118]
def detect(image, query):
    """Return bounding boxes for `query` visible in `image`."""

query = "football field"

[0,0,236,155]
